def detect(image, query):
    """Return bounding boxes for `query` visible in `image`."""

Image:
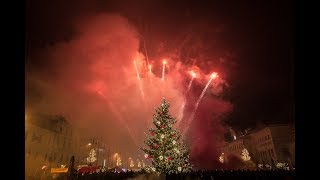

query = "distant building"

[221,124,295,167]
[25,114,78,177]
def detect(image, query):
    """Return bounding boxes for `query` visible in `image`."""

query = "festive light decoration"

[141,98,193,173]
[265,164,271,169]
[144,154,149,158]
[276,163,289,170]
[130,160,134,168]
[116,157,122,166]
[87,149,97,163]
[219,153,224,163]
[241,148,251,161]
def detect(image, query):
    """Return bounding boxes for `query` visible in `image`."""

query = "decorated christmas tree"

[141,98,193,173]
[87,149,97,164]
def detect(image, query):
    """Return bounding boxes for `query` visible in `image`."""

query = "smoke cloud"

[26,13,233,168]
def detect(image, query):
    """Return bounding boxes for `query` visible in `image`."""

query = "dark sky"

[26,0,294,130]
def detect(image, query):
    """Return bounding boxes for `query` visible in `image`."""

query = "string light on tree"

[219,153,224,163]
[116,157,122,166]
[141,98,193,173]
[241,148,251,161]
[87,149,97,164]
[130,160,134,168]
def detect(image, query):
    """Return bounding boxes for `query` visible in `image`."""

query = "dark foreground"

[32,170,295,180]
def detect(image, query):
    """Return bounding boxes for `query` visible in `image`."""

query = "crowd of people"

[71,169,295,180]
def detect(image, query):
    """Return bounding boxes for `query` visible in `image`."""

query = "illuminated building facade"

[221,124,295,167]
[25,114,78,177]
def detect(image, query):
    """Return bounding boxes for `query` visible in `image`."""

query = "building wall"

[223,139,245,158]
[25,115,78,177]
[221,124,295,167]
[249,127,277,165]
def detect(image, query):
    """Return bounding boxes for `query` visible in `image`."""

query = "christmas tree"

[141,98,192,173]
[241,148,251,161]
[87,149,97,164]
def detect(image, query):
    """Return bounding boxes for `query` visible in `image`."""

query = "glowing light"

[116,157,122,166]
[162,60,166,81]
[87,149,97,163]
[276,163,289,170]
[233,135,237,140]
[210,72,218,79]
[113,153,119,158]
[130,160,134,167]
[133,60,140,80]
[41,166,46,170]
[88,143,91,146]
[241,148,251,161]
[133,60,145,100]
[177,72,196,125]
[148,64,153,84]
[182,72,218,136]
[219,154,224,163]
[190,71,196,78]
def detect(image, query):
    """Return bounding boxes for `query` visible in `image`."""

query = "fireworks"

[182,72,219,136]
[177,71,197,125]
[148,65,152,74]
[133,60,140,80]
[162,59,167,81]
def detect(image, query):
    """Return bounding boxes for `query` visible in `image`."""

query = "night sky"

[26,0,294,131]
